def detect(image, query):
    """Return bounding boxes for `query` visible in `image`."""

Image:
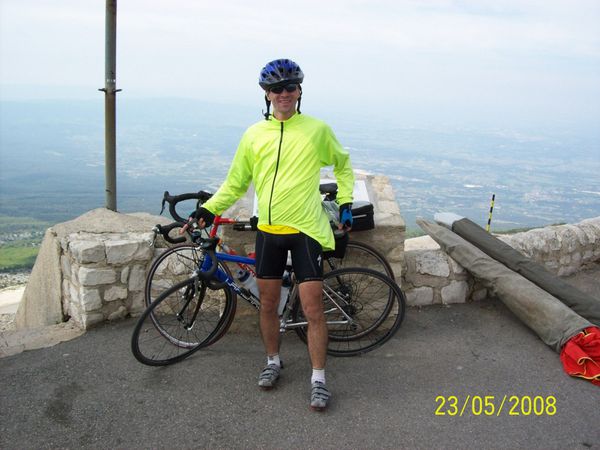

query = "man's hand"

[179,207,216,234]
[338,203,353,231]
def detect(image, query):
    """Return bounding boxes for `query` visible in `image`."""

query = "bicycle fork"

[176,276,206,330]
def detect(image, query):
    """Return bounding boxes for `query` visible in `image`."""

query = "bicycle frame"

[205,216,257,276]
[201,251,261,309]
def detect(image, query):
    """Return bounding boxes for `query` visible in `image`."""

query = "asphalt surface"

[2,290,599,449]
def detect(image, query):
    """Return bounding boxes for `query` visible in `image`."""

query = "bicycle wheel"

[145,243,238,345]
[324,240,395,279]
[292,267,405,357]
[131,276,235,366]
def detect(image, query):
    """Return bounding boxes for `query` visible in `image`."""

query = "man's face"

[266,84,301,119]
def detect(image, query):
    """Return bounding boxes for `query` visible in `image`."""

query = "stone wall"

[402,217,600,306]
[60,231,155,328]
[16,176,598,330]
[15,209,170,330]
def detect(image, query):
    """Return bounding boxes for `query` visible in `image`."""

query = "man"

[189,58,354,411]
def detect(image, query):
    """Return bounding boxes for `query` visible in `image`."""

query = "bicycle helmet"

[259,58,304,90]
[259,58,304,119]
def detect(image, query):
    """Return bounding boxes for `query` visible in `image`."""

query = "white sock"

[311,368,326,384]
[267,354,281,367]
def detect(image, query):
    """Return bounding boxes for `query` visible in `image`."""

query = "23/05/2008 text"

[434,395,557,417]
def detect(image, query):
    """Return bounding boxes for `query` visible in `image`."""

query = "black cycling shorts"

[255,230,323,283]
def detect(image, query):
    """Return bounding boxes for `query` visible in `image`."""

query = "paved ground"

[1,274,599,450]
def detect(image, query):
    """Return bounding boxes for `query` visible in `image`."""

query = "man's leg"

[257,278,283,357]
[254,230,288,389]
[256,278,283,389]
[298,280,327,370]
[299,280,331,410]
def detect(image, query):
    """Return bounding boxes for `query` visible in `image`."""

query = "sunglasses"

[269,83,299,94]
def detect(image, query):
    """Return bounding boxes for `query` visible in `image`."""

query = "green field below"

[0,215,49,271]
[0,243,39,271]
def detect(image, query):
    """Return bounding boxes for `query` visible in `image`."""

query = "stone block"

[582,250,594,262]
[404,236,439,251]
[70,262,79,284]
[129,265,147,292]
[62,280,71,313]
[78,267,117,286]
[69,283,78,305]
[104,286,128,302]
[133,244,153,261]
[449,257,466,275]
[128,291,146,316]
[441,281,468,304]
[389,262,404,282]
[415,250,450,277]
[406,286,434,306]
[80,288,102,312]
[121,266,130,284]
[69,240,106,264]
[61,256,71,281]
[578,224,598,245]
[107,306,128,321]
[105,240,140,265]
[81,312,104,329]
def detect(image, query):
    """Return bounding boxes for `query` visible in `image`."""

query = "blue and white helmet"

[259,58,304,90]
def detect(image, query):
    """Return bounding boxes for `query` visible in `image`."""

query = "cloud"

[1,0,599,127]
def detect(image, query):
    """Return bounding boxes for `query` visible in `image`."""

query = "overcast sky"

[1,0,599,129]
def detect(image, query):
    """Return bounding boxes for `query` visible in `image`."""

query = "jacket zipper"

[268,121,284,225]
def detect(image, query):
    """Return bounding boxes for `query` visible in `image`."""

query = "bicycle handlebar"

[232,216,259,231]
[161,190,213,223]
[153,222,187,244]
[160,183,338,223]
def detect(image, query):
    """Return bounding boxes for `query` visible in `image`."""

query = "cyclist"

[187,58,354,411]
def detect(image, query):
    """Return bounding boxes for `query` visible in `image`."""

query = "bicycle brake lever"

[150,228,158,247]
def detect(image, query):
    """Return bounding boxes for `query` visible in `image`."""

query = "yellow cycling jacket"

[202,112,354,251]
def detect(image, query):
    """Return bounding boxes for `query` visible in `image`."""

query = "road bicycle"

[131,230,406,366]
[145,190,394,308]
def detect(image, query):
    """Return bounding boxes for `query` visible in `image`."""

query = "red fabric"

[560,327,600,386]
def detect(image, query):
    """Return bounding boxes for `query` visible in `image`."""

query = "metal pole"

[486,193,495,233]
[100,0,120,211]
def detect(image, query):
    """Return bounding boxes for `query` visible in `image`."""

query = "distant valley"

[1,99,599,235]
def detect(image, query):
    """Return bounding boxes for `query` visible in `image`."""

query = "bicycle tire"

[131,276,235,366]
[325,240,395,280]
[292,267,405,357]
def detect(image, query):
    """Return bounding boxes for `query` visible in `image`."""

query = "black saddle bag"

[351,201,375,231]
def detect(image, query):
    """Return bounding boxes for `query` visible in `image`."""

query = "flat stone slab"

[0,321,84,358]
